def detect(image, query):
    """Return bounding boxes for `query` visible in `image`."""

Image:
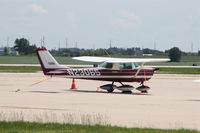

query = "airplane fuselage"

[44,67,154,82]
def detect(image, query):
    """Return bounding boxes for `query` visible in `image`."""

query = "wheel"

[100,84,115,93]
[141,90,148,93]
[107,85,114,93]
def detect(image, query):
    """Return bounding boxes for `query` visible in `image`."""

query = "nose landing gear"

[136,81,150,93]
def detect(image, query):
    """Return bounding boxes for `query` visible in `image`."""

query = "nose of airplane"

[153,67,160,71]
[142,67,155,75]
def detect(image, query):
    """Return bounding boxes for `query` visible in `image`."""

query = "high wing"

[72,56,170,63]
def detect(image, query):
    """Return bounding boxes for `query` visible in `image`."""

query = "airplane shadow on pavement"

[186,99,200,102]
[65,89,151,96]
[25,90,151,96]
[27,91,61,94]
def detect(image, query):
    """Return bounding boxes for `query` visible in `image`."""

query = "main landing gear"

[99,81,116,93]
[99,81,150,94]
[100,81,134,93]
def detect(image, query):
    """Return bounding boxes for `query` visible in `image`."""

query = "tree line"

[50,47,164,57]
[2,38,200,62]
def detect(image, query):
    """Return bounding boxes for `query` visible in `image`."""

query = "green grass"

[0,56,90,65]
[0,121,199,133]
[156,68,200,74]
[0,66,40,73]
[146,62,200,66]
[0,56,39,64]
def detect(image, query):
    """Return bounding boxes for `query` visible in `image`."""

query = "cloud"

[66,12,76,21]
[29,4,48,14]
[120,10,140,21]
[114,10,140,29]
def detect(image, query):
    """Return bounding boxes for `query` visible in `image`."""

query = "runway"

[0,73,200,129]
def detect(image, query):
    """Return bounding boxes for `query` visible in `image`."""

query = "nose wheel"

[136,82,150,93]
[141,90,148,93]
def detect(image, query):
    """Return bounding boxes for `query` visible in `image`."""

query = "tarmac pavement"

[0,73,200,130]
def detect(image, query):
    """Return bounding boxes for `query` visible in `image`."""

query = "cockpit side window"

[120,63,132,70]
[99,62,140,69]
[106,63,113,68]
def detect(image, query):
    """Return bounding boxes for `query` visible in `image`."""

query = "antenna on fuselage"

[105,40,112,57]
[104,49,111,57]
[66,37,68,49]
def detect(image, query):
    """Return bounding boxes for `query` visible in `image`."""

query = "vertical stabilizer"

[36,48,65,74]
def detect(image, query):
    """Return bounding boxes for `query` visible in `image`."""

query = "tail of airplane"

[36,48,66,75]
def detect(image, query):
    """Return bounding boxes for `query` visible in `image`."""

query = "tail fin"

[36,48,65,74]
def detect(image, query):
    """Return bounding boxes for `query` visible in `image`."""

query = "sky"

[0,0,200,52]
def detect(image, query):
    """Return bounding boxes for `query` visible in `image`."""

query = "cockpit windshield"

[133,62,140,68]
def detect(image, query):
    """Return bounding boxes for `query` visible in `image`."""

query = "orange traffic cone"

[70,78,77,90]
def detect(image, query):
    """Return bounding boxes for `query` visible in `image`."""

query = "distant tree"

[198,50,200,56]
[126,48,135,55]
[50,47,165,57]
[14,38,37,55]
[28,44,37,54]
[168,47,182,62]
[94,49,106,56]
[142,48,151,54]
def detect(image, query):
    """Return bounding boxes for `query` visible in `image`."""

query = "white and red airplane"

[36,48,170,93]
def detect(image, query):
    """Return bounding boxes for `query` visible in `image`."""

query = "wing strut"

[134,62,145,77]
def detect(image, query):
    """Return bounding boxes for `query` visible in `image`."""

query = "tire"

[107,85,114,93]
[141,90,148,93]
[122,91,132,94]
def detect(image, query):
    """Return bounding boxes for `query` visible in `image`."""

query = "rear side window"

[99,62,113,69]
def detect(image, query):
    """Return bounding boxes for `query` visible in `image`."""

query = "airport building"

[0,47,18,56]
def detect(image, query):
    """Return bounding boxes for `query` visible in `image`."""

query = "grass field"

[0,121,199,133]
[0,56,89,65]
[0,55,200,66]
[0,66,199,74]
[0,66,40,73]
[156,68,200,74]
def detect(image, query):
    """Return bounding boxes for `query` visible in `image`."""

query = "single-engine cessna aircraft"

[36,48,170,93]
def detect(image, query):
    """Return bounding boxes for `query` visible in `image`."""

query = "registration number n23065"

[67,69,101,76]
